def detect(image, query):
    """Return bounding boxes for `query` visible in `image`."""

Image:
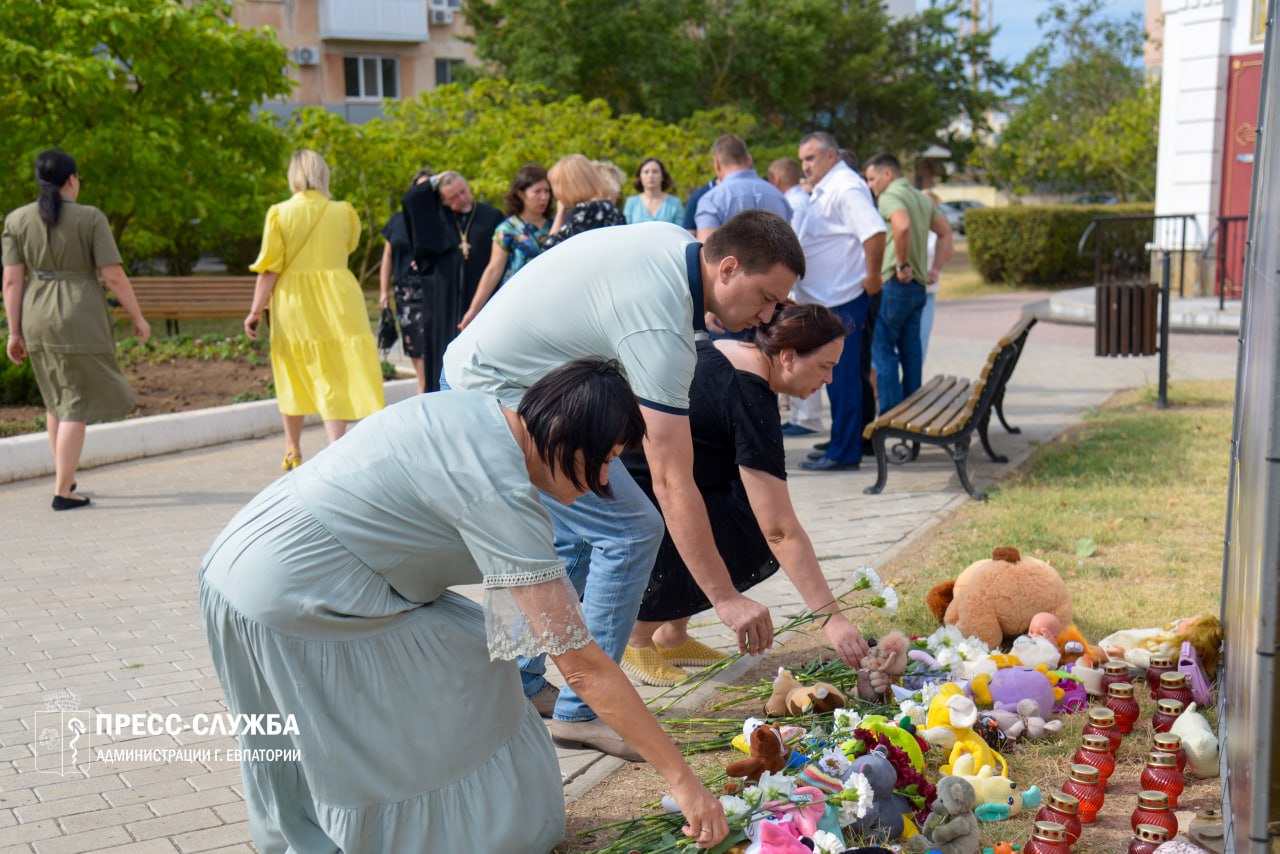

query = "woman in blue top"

[458,164,552,330]
[624,157,684,225]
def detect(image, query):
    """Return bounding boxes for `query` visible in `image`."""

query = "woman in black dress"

[621,303,872,686]
[379,169,432,392]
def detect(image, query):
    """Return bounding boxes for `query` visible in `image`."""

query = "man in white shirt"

[792,132,887,471]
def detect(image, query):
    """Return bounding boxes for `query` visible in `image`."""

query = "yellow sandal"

[621,645,688,687]
[282,450,303,472]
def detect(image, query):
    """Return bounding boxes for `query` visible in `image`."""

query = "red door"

[1218,53,1263,299]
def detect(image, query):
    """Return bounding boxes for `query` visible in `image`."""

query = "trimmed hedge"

[966,204,1154,285]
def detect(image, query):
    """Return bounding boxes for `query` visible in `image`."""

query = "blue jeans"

[520,458,665,722]
[820,294,869,465]
[872,280,927,414]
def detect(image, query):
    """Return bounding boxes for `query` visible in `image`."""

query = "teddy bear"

[764,667,847,717]
[846,746,913,842]
[857,631,910,700]
[926,547,1073,649]
[725,722,790,783]
[906,775,982,854]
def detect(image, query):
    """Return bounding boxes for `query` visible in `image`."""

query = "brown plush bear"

[763,667,847,717]
[926,547,1073,649]
[724,722,789,783]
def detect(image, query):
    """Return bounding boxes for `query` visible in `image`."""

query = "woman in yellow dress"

[244,150,385,470]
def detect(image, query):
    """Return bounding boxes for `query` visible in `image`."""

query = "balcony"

[320,0,428,42]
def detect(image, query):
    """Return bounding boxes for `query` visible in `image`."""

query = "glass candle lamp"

[1130,790,1179,837]
[1023,821,1074,854]
[1062,763,1105,824]
[1146,655,1177,692]
[1152,698,1185,733]
[1072,734,1116,787]
[1127,823,1173,854]
[1035,791,1083,845]
[1140,751,1184,808]
[1082,706,1122,754]
[1106,682,1140,733]
[1152,732,1187,773]
[1156,671,1195,707]
[1101,660,1133,691]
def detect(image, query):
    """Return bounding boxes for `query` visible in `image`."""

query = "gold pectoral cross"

[459,235,471,260]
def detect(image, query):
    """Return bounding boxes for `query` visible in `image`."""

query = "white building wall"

[1154,0,1234,247]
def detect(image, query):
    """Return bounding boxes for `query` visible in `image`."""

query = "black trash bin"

[1095,281,1159,357]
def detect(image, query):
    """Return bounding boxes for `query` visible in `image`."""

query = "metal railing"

[1077,213,1201,295]
[1203,214,1249,309]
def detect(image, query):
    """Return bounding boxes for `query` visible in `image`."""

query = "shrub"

[966,203,1154,285]
[0,337,44,407]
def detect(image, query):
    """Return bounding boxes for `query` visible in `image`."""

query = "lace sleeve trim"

[482,565,567,589]
[484,575,592,661]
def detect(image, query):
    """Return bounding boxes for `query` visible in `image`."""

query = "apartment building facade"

[232,0,478,123]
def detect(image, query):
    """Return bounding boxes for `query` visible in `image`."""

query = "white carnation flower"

[842,770,874,819]
[876,586,899,616]
[832,707,864,733]
[719,794,752,819]
[817,746,852,778]
[850,565,884,595]
[756,770,796,800]
[812,829,847,854]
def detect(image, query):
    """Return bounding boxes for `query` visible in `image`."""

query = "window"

[430,0,462,8]
[344,55,399,100]
[435,59,463,87]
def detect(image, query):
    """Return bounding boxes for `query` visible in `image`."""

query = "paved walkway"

[0,293,1237,852]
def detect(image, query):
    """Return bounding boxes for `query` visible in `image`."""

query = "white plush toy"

[1169,702,1219,778]
[1009,635,1061,671]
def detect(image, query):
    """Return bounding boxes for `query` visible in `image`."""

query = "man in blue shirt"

[694,135,792,241]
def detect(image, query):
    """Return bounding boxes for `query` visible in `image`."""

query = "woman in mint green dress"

[199,358,729,854]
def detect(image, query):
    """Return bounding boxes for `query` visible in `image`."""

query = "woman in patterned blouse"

[540,154,626,250]
[458,164,552,330]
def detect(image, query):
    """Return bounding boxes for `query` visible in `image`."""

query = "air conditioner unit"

[430,9,453,25]
[294,46,321,66]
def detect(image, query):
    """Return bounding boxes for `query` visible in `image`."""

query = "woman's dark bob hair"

[505,163,551,217]
[517,357,646,497]
[632,157,673,194]
[750,301,847,357]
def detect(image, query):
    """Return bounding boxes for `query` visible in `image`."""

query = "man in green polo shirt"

[864,153,954,414]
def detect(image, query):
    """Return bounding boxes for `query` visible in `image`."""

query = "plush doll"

[1169,702,1220,778]
[948,754,1041,821]
[906,775,982,854]
[1055,622,1106,668]
[1026,612,1062,644]
[985,699,1062,740]
[846,746,913,842]
[858,631,910,700]
[1099,614,1223,676]
[764,667,847,717]
[919,683,1009,777]
[926,547,1073,649]
[726,722,790,783]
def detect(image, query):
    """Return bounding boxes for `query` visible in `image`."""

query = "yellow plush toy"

[919,683,1009,777]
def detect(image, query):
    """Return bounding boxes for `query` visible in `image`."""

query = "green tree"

[284,79,747,283]
[463,0,1005,159]
[0,0,291,272]
[986,0,1154,198]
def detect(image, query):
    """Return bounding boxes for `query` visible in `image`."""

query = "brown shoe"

[528,684,559,718]
[549,718,643,762]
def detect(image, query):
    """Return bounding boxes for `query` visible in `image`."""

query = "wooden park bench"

[110,276,256,335]
[862,315,1037,501]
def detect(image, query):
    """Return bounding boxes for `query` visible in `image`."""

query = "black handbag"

[376,306,398,354]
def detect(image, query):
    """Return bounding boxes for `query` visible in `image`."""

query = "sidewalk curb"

[0,378,420,484]
[1030,288,1241,335]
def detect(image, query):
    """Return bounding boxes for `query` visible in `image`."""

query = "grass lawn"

[937,238,1022,301]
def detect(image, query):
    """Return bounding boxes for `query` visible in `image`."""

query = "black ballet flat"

[51,494,91,511]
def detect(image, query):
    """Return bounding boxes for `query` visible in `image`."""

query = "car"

[1072,193,1119,205]
[939,202,966,233]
